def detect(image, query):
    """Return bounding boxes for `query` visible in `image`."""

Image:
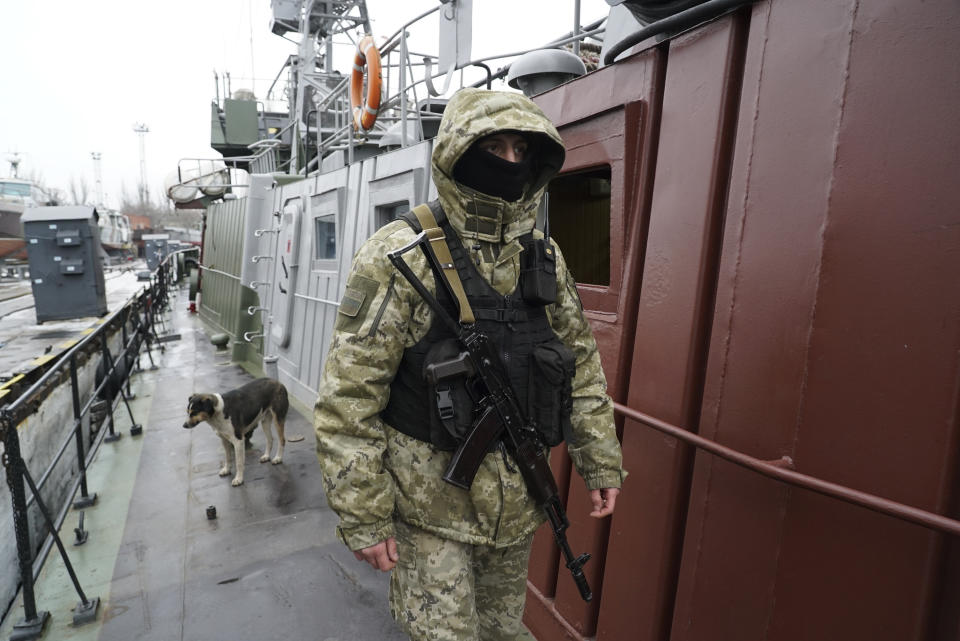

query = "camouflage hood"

[431,88,565,244]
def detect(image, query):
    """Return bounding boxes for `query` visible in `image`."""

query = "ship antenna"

[543,193,551,240]
[91,152,104,207]
[5,151,22,178]
[132,123,150,207]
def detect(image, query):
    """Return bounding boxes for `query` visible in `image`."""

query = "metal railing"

[0,249,196,639]
[176,5,609,185]
[613,402,960,537]
[300,7,607,172]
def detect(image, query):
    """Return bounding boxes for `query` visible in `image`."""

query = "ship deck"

[0,284,408,640]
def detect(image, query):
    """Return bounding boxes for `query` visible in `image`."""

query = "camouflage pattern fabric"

[431,88,566,245]
[389,520,535,641]
[314,87,626,554]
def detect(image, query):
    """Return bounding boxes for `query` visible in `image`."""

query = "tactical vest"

[381,201,575,451]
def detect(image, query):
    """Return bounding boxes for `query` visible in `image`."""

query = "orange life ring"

[350,35,382,132]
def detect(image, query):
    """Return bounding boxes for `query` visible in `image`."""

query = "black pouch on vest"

[527,341,576,447]
[520,238,557,305]
[422,339,477,451]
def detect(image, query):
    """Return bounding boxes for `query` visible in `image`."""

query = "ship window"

[1,182,30,197]
[547,167,611,286]
[314,214,336,260]
[376,201,411,229]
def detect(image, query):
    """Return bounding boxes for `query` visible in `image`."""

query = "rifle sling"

[411,203,476,325]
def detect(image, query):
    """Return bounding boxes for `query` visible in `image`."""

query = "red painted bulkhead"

[525,1,960,639]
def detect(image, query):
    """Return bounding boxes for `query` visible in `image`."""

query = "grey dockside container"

[23,206,107,323]
[142,233,170,271]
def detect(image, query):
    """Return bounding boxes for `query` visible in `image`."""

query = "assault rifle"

[387,230,593,602]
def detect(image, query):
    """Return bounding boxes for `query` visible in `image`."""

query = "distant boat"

[162,225,202,245]
[0,176,60,261]
[98,208,134,260]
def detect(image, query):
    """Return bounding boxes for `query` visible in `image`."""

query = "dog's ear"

[201,397,216,414]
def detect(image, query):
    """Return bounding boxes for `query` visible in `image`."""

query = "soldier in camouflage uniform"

[315,87,625,641]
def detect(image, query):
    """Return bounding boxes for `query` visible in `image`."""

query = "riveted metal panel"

[530,41,661,641]
[614,14,747,641]
[527,1,960,639]
[199,196,262,367]
[673,1,960,639]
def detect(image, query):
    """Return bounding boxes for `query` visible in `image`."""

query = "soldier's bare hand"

[353,537,399,571]
[589,488,619,518]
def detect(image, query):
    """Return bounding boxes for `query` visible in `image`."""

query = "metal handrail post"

[98,327,143,438]
[147,286,158,348]
[99,333,120,443]
[157,263,168,313]
[135,297,159,371]
[121,309,135,400]
[150,272,168,351]
[69,355,97,509]
[141,312,158,370]
[573,0,581,56]
[400,30,408,148]
[113,331,143,436]
[17,453,99,628]
[1,410,50,640]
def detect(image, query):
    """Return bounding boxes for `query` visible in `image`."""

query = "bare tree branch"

[69,176,91,206]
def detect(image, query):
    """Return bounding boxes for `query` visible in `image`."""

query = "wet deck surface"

[0,283,408,640]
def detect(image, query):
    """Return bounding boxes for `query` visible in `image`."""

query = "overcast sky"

[0,0,609,210]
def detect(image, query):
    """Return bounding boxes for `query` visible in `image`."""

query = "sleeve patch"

[336,274,380,333]
[339,287,366,317]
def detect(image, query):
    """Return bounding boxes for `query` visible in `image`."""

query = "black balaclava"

[452,136,533,202]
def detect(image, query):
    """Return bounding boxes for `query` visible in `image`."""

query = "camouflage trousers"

[389,520,536,641]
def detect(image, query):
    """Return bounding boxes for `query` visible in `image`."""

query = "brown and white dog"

[183,378,288,486]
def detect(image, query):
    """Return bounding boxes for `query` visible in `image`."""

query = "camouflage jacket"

[315,88,625,551]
